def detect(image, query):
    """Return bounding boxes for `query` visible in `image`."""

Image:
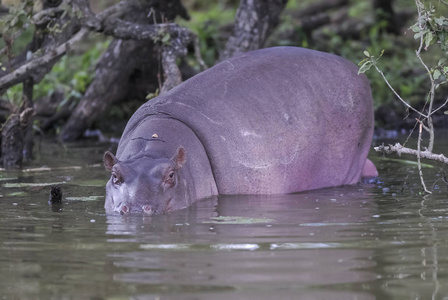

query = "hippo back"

[117,47,374,194]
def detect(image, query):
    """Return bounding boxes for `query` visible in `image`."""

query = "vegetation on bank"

[1,0,439,132]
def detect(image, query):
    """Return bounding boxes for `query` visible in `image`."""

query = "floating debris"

[48,186,63,204]
[2,181,66,188]
[65,196,104,201]
[204,216,275,224]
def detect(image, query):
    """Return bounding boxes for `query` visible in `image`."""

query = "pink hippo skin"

[104,46,377,215]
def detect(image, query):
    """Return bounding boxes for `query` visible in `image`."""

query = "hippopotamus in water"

[103,46,377,215]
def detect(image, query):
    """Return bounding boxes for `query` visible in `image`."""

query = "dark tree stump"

[1,107,34,169]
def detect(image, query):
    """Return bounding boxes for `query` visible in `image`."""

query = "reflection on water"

[0,138,448,299]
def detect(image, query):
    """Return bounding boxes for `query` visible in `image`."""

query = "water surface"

[1,135,448,299]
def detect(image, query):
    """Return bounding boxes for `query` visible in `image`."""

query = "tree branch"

[373,63,429,119]
[0,0,199,92]
[417,122,432,193]
[0,27,89,92]
[374,143,448,164]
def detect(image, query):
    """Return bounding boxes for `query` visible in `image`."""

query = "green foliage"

[4,84,22,106]
[358,50,384,74]
[410,2,448,91]
[0,0,33,38]
[359,0,448,109]
[152,30,171,45]
[347,1,371,18]
[0,0,34,59]
[411,3,448,50]
[34,40,110,102]
[179,3,236,66]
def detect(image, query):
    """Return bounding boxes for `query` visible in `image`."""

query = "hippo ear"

[103,151,118,172]
[172,146,187,170]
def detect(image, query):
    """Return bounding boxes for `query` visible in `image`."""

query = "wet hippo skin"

[103,46,377,215]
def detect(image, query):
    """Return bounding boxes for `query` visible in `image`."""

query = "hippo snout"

[114,202,129,215]
[113,202,158,215]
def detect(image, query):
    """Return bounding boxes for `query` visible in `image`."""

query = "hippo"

[103,46,377,215]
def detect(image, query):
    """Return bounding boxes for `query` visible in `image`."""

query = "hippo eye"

[162,169,176,189]
[111,172,121,185]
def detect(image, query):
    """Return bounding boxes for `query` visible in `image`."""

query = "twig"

[431,97,448,115]
[373,63,428,118]
[400,172,410,194]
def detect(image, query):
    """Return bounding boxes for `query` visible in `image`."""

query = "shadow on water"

[1,136,448,299]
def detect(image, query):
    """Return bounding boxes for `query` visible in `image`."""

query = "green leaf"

[358,61,373,74]
[425,31,434,48]
[410,23,420,33]
[434,69,441,80]
[161,33,171,44]
[363,50,370,57]
[358,57,368,66]
[438,58,447,66]
[11,16,18,26]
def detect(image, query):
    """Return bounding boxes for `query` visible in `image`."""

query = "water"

[1,135,448,299]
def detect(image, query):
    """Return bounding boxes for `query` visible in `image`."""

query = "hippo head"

[103,147,191,215]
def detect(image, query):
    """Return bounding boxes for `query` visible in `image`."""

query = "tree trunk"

[60,39,159,141]
[60,0,190,141]
[220,0,288,61]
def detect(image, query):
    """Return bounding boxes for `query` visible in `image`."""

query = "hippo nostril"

[142,205,153,215]
[120,205,129,215]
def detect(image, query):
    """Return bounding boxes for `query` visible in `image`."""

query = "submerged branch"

[375,143,448,165]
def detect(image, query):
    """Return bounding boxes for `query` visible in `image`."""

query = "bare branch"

[373,63,428,118]
[32,7,65,26]
[95,0,137,22]
[431,97,448,115]
[374,144,448,165]
[0,27,89,91]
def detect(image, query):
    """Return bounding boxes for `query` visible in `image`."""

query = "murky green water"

[1,135,448,299]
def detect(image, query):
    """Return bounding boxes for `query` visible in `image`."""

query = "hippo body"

[104,46,375,214]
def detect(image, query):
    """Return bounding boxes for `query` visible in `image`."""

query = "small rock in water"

[48,186,63,204]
